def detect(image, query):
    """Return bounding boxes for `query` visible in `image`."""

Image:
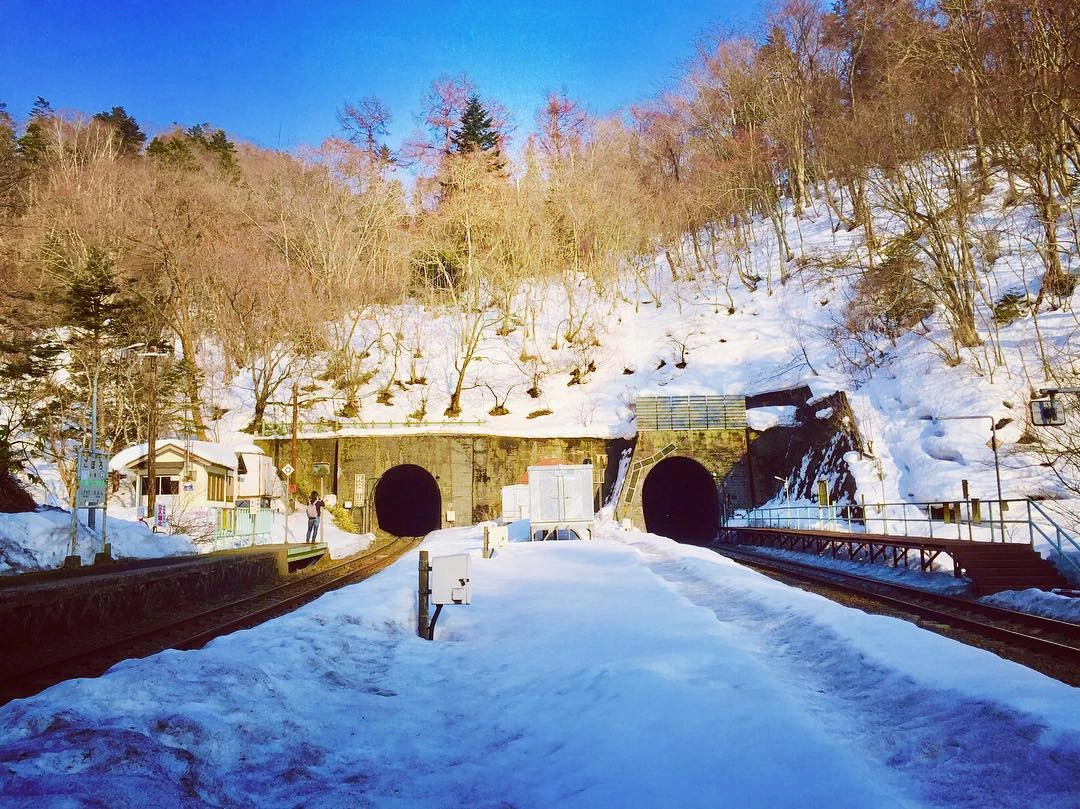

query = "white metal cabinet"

[527,464,594,540]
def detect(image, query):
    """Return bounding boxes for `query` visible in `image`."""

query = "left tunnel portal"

[373,464,442,537]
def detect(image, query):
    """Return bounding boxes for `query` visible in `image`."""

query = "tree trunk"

[178,332,208,439]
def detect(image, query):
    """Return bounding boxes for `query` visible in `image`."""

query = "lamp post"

[928,414,1004,542]
[773,475,790,526]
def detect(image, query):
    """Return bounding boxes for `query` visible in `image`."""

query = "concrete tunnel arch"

[373,464,442,537]
[641,456,719,545]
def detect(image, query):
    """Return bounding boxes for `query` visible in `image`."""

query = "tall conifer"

[450,95,502,167]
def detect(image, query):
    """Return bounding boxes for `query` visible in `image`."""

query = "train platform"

[0,542,328,660]
[720,526,1069,595]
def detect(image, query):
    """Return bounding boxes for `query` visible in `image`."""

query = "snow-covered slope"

[207,176,1078,517]
[4,173,1078,576]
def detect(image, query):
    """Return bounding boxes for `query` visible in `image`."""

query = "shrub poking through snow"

[0,470,34,513]
[327,503,360,533]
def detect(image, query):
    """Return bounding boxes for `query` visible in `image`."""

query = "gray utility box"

[527,464,594,541]
[431,553,471,605]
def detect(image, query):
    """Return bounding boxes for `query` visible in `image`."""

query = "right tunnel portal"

[641,456,719,545]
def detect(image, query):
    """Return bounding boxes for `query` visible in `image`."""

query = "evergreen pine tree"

[0,283,61,493]
[16,97,53,167]
[450,95,502,164]
[93,106,146,157]
[147,123,238,176]
[0,102,20,215]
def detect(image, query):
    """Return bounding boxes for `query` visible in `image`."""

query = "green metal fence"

[211,506,274,549]
[635,395,746,431]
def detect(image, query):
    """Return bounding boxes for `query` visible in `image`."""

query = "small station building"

[109,441,280,533]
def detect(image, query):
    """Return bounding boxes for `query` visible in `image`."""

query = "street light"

[926,414,1005,542]
[85,342,146,529]
[773,475,790,526]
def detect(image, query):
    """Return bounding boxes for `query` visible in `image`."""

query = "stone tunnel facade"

[256,434,626,537]
[256,388,855,541]
[615,428,751,535]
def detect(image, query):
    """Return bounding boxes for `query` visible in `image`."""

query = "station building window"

[207,472,227,502]
[140,476,180,496]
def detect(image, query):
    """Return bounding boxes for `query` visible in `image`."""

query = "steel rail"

[712,545,1080,664]
[0,537,422,705]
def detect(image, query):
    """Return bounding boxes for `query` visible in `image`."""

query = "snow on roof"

[233,443,268,456]
[109,440,239,471]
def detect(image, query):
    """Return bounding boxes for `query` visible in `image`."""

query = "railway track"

[0,536,422,706]
[711,544,1080,683]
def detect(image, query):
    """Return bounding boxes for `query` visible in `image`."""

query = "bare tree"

[337,95,392,158]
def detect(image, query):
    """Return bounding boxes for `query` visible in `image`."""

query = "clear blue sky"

[1,0,759,153]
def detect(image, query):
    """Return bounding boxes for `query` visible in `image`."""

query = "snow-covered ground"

[1,522,1077,808]
[0,508,195,574]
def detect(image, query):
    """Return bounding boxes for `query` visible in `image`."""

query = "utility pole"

[139,343,171,526]
[290,381,299,485]
[146,355,159,523]
[418,551,431,639]
[87,367,99,531]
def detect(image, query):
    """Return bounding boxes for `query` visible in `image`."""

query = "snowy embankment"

[0,508,195,574]
[0,507,370,575]
[1,524,1077,808]
[733,543,1080,621]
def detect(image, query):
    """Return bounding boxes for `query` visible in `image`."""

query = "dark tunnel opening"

[641,456,719,545]
[373,464,442,537]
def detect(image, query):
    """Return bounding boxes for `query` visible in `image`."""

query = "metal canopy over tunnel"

[374,464,441,537]
[641,456,719,545]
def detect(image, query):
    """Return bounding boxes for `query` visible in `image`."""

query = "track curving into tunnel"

[373,464,442,537]
[641,456,719,545]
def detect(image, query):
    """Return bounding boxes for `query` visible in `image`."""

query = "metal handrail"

[739,497,1079,583]
[259,418,488,436]
[209,506,274,550]
[1025,499,1080,579]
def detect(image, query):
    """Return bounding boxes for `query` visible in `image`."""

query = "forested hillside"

[0,0,1077,514]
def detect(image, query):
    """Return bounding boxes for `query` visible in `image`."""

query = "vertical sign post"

[354,473,366,530]
[281,463,295,543]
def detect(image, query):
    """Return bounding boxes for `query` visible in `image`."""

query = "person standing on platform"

[305,490,324,543]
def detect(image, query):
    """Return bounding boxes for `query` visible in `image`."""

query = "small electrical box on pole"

[431,554,470,605]
[418,552,471,640]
